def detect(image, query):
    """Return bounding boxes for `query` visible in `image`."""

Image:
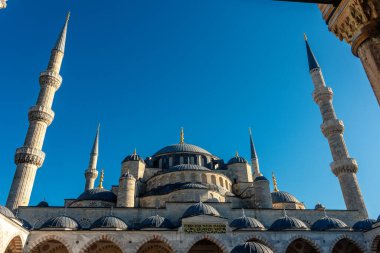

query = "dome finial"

[304,33,308,41]
[180,127,185,144]
[235,150,239,157]
[98,169,104,189]
[272,172,279,192]
[133,148,137,156]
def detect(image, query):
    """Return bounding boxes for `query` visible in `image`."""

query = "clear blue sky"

[1,0,379,218]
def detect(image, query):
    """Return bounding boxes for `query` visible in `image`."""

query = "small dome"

[230,216,265,230]
[254,176,269,182]
[140,215,174,229]
[270,216,309,231]
[90,215,128,230]
[19,219,32,229]
[182,202,220,218]
[36,201,49,207]
[40,215,80,230]
[228,154,248,165]
[271,191,301,204]
[154,143,211,156]
[168,164,210,172]
[311,216,350,231]
[179,183,208,190]
[122,151,145,163]
[353,219,377,232]
[314,203,325,210]
[231,242,273,253]
[0,205,15,218]
[76,188,117,203]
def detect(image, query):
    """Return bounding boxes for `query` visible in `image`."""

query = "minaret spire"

[84,125,100,191]
[249,128,261,177]
[305,35,367,217]
[54,12,70,53]
[6,13,70,211]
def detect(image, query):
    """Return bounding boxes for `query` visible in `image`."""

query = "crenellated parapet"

[14,147,45,167]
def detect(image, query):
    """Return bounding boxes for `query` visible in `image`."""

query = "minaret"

[249,128,261,177]
[84,125,100,191]
[305,35,368,217]
[6,13,70,211]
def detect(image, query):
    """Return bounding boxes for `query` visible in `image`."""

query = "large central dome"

[154,143,211,156]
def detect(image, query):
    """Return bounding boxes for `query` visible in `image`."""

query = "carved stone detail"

[330,158,358,176]
[28,106,55,125]
[39,71,62,90]
[313,87,333,105]
[14,147,45,167]
[321,119,344,137]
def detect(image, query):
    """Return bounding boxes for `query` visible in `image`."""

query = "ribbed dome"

[314,203,325,210]
[353,219,377,232]
[228,155,248,165]
[311,216,350,231]
[231,242,273,253]
[154,143,211,156]
[254,176,269,182]
[271,191,301,204]
[36,201,49,207]
[19,219,32,229]
[180,183,208,190]
[270,216,309,231]
[76,188,117,203]
[122,153,145,163]
[0,205,15,218]
[40,215,80,230]
[168,164,210,172]
[140,215,174,229]
[182,202,220,218]
[230,216,265,230]
[90,215,128,230]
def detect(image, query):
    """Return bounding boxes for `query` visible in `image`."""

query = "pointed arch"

[371,235,380,253]
[135,235,176,253]
[243,235,276,253]
[80,235,124,253]
[284,236,321,253]
[28,235,72,253]
[330,235,365,253]
[184,234,228,253]
[5,235,23,253]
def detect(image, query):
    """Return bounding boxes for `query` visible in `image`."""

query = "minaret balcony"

[313,87,333,105]
[28,106,55,125]
[14,147,45,167]
[330,158,358,176]
[321,119,344,137]
[39,71,62,90]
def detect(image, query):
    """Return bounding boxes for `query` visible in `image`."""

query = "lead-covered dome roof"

[168,164,210,172]
[140,215,174,229]
[271,191,301,204]
[311,216,350,231]
[353,219,377,232]
[122,149,145,163]
[0,205,15,218]
[36,200,49,207]
[230,216,265,230]
[228,153,248,165]
[76,188,117,203]
[90,215,128,230]
[154,143,211,156]
[231,242,273,253]
[270,216,309,231]
[182,202,220,218]
[40,215,80,230]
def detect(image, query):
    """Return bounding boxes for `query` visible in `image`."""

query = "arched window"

[188,239,223,253]
[332,238,363,253]
[211,175,217,185]
[5,236,23,253]
[219,177,224,187]
[31,239,69,253]
[191,173,197,182]
[285,238,319,253]
[137,239,174,253]
[201,174,207,184]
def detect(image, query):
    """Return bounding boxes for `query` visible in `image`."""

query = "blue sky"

[1,0,379,218]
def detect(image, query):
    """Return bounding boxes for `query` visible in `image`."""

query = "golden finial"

[98,169,104,189]
[304,33,308,41]
[235,150,239,157]
[180,127,184,144]
[66,11,71,22]
[133,148,137,156]
[272,172,279,192]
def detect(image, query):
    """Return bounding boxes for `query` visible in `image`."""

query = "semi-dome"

[271,191,301,204]
[90,215,128,230]
[230,216,265,230]
[270,216,309,231]
[353,219,377,232]
[154,143,211,156]
[36,200,49,207]
[168,164,210,172]
[228,154,248,165]
[182,202,220,218]
[140,215,174,229]
[311,216,350,231]
[40,215,80,230]
[0,205,15,218]
[76,188,117,203]
[231,242,273,253]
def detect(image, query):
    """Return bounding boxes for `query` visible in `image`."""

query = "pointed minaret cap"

[91,124,100,155]
[54,12,70,53]
[249,128,258,160]
[304,34,320,72]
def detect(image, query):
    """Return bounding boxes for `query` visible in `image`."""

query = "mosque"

[1,10,380,253]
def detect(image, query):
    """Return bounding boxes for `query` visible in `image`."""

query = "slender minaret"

[249,128,261,177]
[305,35,368,217]
[6,14,70,211]
[84,125,100,191]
